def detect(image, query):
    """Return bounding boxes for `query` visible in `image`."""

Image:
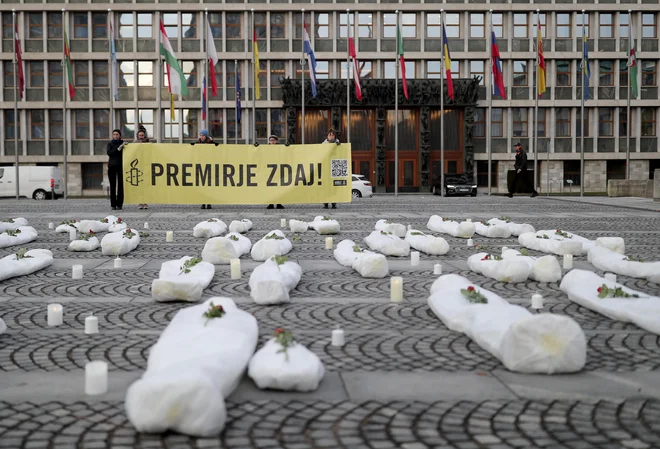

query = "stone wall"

[584,160,607,192]
[630,160,649,181]
[538,161,563,194]
[66,163,82,197]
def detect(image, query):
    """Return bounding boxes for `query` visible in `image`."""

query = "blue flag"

[236,71,241,124]
[582,30,590,101]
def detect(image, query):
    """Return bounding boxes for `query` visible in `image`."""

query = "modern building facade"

[0,2,659,195]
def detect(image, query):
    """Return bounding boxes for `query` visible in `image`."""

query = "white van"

[0,166,64,200]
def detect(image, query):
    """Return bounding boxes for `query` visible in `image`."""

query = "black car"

[432,174,478,197]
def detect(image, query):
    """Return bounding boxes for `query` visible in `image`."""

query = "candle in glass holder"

[411,251,420,266]
[531,294,544,310]
[331,327,345,347]
[230,259,241,280]
[85,315,99,334]
[85,361,108,395]
[166,231,174,243]
[72,264,83,279]
[114,257,122,269]
[47,303,63,326]
[434,263,442,275]
[467,218,472,222]
[325,237,333,249]
[280,218,287,228]
[563,254,573,270]
[467,238,474,247]
[144,222,149,229]
[390,276,403,302]
[604,273,617,283]
[69,228,77,241]
[48,222,54,230]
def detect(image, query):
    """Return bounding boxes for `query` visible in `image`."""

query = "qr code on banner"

[331,159,349,178]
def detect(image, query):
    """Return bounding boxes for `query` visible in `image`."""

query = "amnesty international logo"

[126,159,144,186]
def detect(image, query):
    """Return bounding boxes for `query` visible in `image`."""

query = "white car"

[352,174,373,198]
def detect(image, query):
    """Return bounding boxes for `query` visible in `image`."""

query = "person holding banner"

[198,130,214,210]
[135,126,150,210]
[266,134,284,210]
[107,129,125,211]
[323,129,340,209]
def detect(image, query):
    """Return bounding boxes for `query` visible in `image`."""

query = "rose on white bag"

[501,249,562,283]
[0,226,38,249]
[249,257,302,304]
[68,235,101,252]
[405,229,450,255]
[56,220,78,233]
[467,252,530,283]
[152,256,215,302]
[202,233,252,264]
[251,230,293,261]
[308,216,340,235]
[474,221,512,239]
[228,219,253,234]
[75,215,116,234]
[108,217,128,233]
[193,218,228,239]
[487,217,535,236]
[101,228,141,256]
[588,245,660,283]
[427,215,475,238]
[288,219,309,233]
[0,217,28,232]
[0,248,54,282]
[334,239,389,278]
[364,230,410,257]
[374,219,407,238]
[519,229,600,256]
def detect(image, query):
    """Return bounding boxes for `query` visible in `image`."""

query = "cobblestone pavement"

[0,196,659,449]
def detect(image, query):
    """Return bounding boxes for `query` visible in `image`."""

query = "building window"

[576,108,589,137]
[182,61,197,87]
[30,110,45,139]
[48,61,62,88]
[254,13,266,39]
[271,109,285,140]
[358,13,372,39]
[619,60,628,87]
[137,13,153,39]
[270,60,285,94]
[642,61,657,87]
[138,61,153,87]
[642,13,657,38]
[138,109,154,138]
[642,108,656,137]
[492,13,503,38]
[94,110,110,140]
[73,13,88,39]
[228,109,241,139]
[209,109,223,139]
[182,13,196,39]
[469,13,485,39]
[302,13,320,39]
[427,60,459,79]
[338,12,354,38]
[226,13,242,39]
[492,108,504,137]
[227,60,240,91]
[255,109,268,140]
[557,61,571,86]
[619,13,629,38]
[556,108,571,137]
[383,13,416,39]
[599,13,613,39]
[384,61,415,79]
[599,108,614,136]
[313,61,329,79]
[5,111,20,139]
[75,110,89,139]
[28,13,43,39]
[119,13,133,39]
[30,61,44,88]
[576,13,590,38]
[270,13,286,39]
[606,160,626,181]
[513,60,528,86]
[428,13,458,38]
[474,109,485,138]
[2,14,11,39]
[2,62,13,88]
[49,110,63,139]
[599,60,614,86]
[556,13,572,38]
[512,108,528,137]
[47,13,62,39]
[537,13,546,38]
[208,13,222,38]
[537,108,546,137]
[92,13,107,39]
[341,60,373,80]
[564,160,581,186]
[477,161,498,188]
[470,61,485,85]
[183,109,198,139]
[513,13,528,38]
[74,61,89,87]
[619,108,629,137]
[93,61,108,87]
[82,163,104,190]
[162,13,178,38]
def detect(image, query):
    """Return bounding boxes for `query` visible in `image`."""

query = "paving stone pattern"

[0,196,659,448]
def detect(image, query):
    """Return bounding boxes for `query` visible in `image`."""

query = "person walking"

[322,129,340,209]
[266,134,284,210]
[135,126,150,209]
[107,129,125,211]
[507,142,539,198]
[197,130,214,209]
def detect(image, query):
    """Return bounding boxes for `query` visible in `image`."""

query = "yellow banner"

[123,143,352,205]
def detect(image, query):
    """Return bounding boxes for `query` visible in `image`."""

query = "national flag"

[253,28,261,100]
[109,14,119,101]
[202,75,207,121]
[207,21,219,96]
[537,17,546,97]
[628,21,638,98]
[159,21,189,97]
[63,30,75,100]
[582,28,590,101]
[442,22,454,100]
[303,23,317,98]
[491,32,506,99]
[397,21,408,100]
[348,37,362,101]
[236,71,242,124]
[13,20,24,100]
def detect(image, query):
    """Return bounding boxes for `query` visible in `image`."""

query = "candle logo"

[126,159,144,187]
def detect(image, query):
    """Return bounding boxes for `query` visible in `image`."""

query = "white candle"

[69,228,77,241]
[280,218,287,228]
[604,273,617,283]
[563,254,573,270]
[502,246,509,255]
[72,264,83,279]
[467,238,474,247]
[114,257,122,269]
[85,315,99,334]
[331,328,345,347]
[48,222,54,230]
[390,276,403,302]
[531,294,544,310]
[166,231,174,242]
[434,263,443,275]
[325,237,333,249]
[230,259,241,280]
[407,224,412,231]
[411,251,420,266]
[144,222,149,229]
[467,218,472,222]
[85,361,108,395]
[47,303,63,326]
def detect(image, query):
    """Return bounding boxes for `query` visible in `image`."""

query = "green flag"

[397,21,408,100]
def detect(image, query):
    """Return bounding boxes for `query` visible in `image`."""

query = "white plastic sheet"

[588,245,660,283]
[152,256,216,302]
[0,249,54,282]
[125,297,258,437]
[251,230,293,261]
[501,249,562,283]
[67,236,100,252]
[0,226,38,249]
[474,222,512,239]
[467,252,530,283]
[487,218,535,236]
[288,219,309,233]
[75,215,116,234]
[101,228,141,256]
[228,219,253,234]
[364,230,410,257]
[202,233,252,265]
[375,219,407,238]
[405,230,450,255]
[309,216,340,235]
[249,258,302,304]
[193,219,228,239]
[0,218,28,232]
[334,239,389,278]
[518,231,585,256]
[427,215,475,238]
[595,237,625,254]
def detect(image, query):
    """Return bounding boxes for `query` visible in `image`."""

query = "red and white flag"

[348,37,362,101]
[14,21,25,100]
[206,21,219,96]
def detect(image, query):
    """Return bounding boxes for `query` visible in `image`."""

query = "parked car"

[432,174,477,197]
[352,174,373,198]
[0,166,63,200]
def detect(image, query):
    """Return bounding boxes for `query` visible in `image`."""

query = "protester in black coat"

[323,129,340,209]
[507,142,539,198]
[107,129,125,210]
[266,135,284,210]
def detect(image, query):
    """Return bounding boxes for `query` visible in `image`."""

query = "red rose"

[467,286,475,292]
[117,218,122,223]
[89,230,95,234]
[275,328,284,334]
[597,287,602,293]
[557,229,561,232]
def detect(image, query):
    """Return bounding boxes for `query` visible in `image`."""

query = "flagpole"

[251,9,256,144]
[346,9,351,143]
[394,10,399,197]
[301,9,305,145]
[580,9,585,197]
[12,9,19,200]
[108,9,114,130]
[532,10,538,192]
[626,10,632,180]
[440,9,445,198]
[62,9,68,200]
[487,10,492,196]
[204,9,209,131]
[235,59,239,145]
[156,12,162,143]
